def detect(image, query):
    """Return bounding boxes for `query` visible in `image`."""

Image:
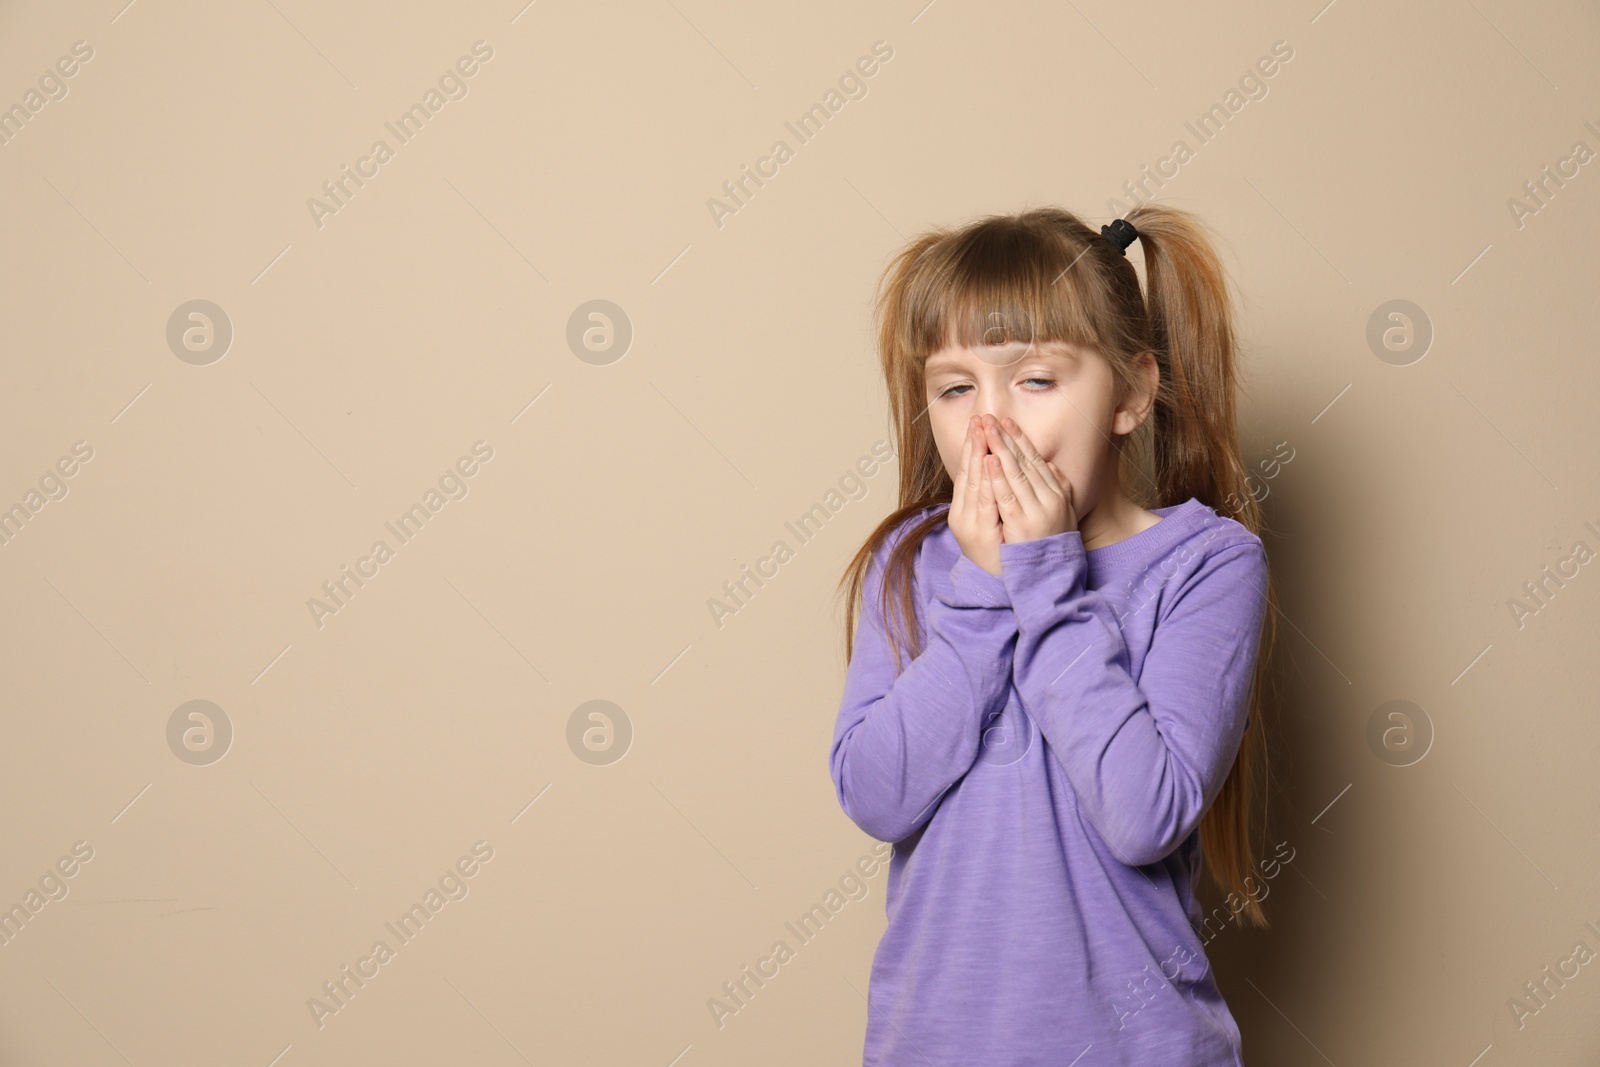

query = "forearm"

[830,554,1017,842]
[1001,533,1267,866]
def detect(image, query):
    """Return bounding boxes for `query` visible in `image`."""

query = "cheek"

[1019,427,1065,465]
[933,418,964,473]
[1043,420,1100,464]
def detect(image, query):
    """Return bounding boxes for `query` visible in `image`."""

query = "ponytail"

[1123,203,1280,928]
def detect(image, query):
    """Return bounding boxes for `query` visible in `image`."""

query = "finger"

[985,417,1042,513]
[998,417,1052,494]
[1048,461,1076,516]
[986,461,1009,543]
[997,417,1060,504]
[952,419,971,514]
[958,419,988,529]
[986,452,1019,518]
[972,451,998,521]
[953,422,966,495]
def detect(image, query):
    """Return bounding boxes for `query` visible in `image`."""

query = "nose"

[974,394,1010,424]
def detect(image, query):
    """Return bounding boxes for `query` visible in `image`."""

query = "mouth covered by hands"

[948,414,1078,577]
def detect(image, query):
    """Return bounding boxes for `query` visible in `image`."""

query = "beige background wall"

[1,0,1597,1063]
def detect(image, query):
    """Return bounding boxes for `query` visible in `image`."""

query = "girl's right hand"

[948,416,1004,578]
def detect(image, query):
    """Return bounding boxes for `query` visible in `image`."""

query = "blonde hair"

[836,203,1280,928]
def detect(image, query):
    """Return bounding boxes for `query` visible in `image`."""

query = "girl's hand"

[948,416,1004,577]
[981,415,1078,545]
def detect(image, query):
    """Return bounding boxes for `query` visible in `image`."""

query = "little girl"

[830,204,1279,1066]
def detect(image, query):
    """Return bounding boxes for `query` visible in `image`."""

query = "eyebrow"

[925,345,1076,374]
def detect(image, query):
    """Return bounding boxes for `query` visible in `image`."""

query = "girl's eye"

[938,379,1054,399]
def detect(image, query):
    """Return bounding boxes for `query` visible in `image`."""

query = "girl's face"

[923,339,1155,518]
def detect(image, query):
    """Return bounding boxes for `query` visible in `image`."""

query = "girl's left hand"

[981,415,1078,544]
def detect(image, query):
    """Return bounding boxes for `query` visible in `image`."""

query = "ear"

[1111,351,1159,436]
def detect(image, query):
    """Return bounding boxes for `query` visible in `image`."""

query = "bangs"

[905,221,1110,365]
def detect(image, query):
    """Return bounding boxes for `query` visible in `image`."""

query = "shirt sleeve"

[830,535,1019,843]
[999,531,1270,866]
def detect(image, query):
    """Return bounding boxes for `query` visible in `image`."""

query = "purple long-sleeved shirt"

[830,496,1270,1067]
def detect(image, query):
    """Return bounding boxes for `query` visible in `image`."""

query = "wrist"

[944,552,1009,608]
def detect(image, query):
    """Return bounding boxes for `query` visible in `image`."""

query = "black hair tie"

[1100,218,1140,256]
